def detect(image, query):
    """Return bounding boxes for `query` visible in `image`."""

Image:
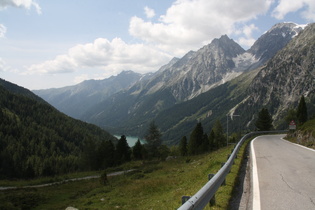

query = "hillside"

[33,70,143,119]
[0,79,117,179]
[159,23,315,144]
[235,23,315,129]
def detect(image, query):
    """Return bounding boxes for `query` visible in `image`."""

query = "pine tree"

[179,136,188,156]
[213,120,225,148]
[115,135,131,164]
[97,140,115,169]
[208,129,216,151]
[145,121,162,158]
[201,133,209,153]
[188,122,204,155]
[297,95,308,125]
[255,108,273,131]
[132,139,143,160]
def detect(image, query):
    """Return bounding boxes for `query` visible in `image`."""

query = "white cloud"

[74,74,90,84]
[0,57,14,72]
[0,58,5,71]
[129,0,273,56]
[144,6,155,18]
[0,24,6,38]
[237,24,259,48]
[27,38,172,75]
[238,37,257,49]
[272,0,315,21]
[0,0,41,14]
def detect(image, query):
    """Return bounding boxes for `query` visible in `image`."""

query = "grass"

[0,170,100,187]
[0,142,250,210]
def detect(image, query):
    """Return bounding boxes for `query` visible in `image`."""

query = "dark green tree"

[97,140,115,169]
[188,122,204,155]
[208,129,216,151]
[132,139,143,160]
[179,136,188,156]
[145,121,162,158]
[201,133,209,153]
[115,135,131,164]
[255,108,273,131]
[104,140,116,167]
[212,120,225,148]
[81,138,97,170]
[297,95,308,125]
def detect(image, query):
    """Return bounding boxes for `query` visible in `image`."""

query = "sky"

[0,0,314,90]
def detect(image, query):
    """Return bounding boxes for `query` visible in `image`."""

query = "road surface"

[251,135,315,210]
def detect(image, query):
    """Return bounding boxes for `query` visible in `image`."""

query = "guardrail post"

[181,196,191,205]
[208,174,216,206]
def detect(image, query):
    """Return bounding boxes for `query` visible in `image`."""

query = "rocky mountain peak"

[142,34,246,101]
[238,23,315,128]
[247,23,305,70]
[248,22,304,65]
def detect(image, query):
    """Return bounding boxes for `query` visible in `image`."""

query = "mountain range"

[34,22,315,144]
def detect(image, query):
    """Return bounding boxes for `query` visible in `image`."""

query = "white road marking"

[251,137,261,210]
[280,137,315,153]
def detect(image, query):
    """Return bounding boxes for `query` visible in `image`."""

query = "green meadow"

[0,140,250,210]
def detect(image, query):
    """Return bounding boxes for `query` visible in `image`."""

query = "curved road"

[251,135,315,210]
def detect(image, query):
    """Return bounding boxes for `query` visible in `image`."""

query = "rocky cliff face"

[247,22,305,70]
[155,35,246,101]
[236,23,315,128]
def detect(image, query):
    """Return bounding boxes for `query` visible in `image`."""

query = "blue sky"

[0,0,314,90]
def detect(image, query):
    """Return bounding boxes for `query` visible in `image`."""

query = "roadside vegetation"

[0,139,250,209]
[285,96,315,149]
[285,117,315,149]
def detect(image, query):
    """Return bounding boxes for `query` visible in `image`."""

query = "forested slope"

[0,79,117,179]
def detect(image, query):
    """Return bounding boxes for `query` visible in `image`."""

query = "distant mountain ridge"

[33,22,314,144]
[34,70,143,119]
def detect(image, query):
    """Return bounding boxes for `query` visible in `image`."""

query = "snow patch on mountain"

[232,52,258,71]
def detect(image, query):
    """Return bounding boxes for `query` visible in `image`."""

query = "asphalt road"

[251,134,315,210]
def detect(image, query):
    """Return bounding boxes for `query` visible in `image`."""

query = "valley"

[34,22,315,144]
[2,1,315,209]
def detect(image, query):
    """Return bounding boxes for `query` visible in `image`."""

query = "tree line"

[177,120,226,156]
[0,85,117,179]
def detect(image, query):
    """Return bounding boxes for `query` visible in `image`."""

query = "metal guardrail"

[178,131,287,210]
